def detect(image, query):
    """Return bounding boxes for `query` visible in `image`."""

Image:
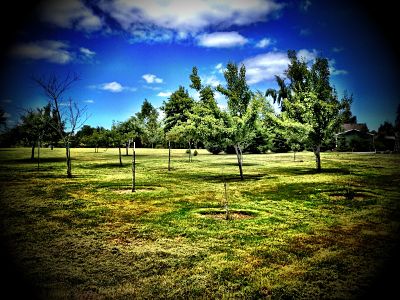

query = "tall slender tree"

[33,73,88,178]
[217,63,258,180]
[277,51,344,171]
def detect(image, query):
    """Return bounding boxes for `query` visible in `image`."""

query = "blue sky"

[0,0,399,131]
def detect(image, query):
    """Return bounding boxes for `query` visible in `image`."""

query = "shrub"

[206,144,223,155]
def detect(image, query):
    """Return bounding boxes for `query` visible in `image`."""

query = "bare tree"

[32,73,88,178]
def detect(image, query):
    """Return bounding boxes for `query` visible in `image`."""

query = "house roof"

[335,129,374,136]
[342,123,369,132]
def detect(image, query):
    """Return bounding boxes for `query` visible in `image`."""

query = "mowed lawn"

[0,147,400,299]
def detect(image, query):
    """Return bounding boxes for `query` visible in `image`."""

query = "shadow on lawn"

[270,167,351,176]
[5,157,68,164]
[178,172,270,183]
[86,162,143,169]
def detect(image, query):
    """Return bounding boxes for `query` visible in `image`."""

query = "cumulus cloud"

[198,31,248,48]
[12,40,73,64]
[142,74,163,84]
[99,0,282,41]
[102,82,122,92]
[329,59,348,76]
[91,81,136,93]
[39,0,102,32]
[297,49,318,63]
[332,47,344,53]
[80,47,96,57]
[242,51,289,84]
[12,40,97,64]
[243,49,346,84]
[299,0,312,12]
[255,38,272,48]
[202,75,221,87]
[157,92,172,97]
[299,28,311,36]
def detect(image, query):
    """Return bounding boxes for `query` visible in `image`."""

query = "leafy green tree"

[279,115,308,161]
[161,86,194,136]
[110,121,125,166]
[276,51,344,171]
[188,67,227,154]
[74,125,95,147]
[340,91,357,124]
[119,117,142,155]
[0,107,6,128]
[245,91,275,154]
[19,103,59,162]
[395,104,400,152]
[217,63,258,180]
[136,99,163,148]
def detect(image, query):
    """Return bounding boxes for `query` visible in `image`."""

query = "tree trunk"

[37,139,40,170]
[66,143,72,178]
[314,145,321,172]
[294,151,296,162]
[125,140,131,156]
[188,141,192,162]
[119,146,122,166]
[234,144,244,180]
[31,143,35,161]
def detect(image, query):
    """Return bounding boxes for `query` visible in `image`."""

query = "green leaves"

[162,86,194,133]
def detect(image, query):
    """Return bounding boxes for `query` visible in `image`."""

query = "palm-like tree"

[265,75,289,110]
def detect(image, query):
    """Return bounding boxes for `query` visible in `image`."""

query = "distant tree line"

[1,50,399,176]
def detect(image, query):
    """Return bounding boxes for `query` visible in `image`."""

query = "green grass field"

[1,148,400,299]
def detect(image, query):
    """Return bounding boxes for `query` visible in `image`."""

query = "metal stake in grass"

[132,142,136,193]
[168,141,171,171]
[224,181,230,220]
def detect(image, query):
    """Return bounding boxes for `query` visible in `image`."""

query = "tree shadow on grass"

[270,167,351,176]
[176,172,270,183]
[5,157,67,164]
[210,162,262,167]
[85,162,142,169]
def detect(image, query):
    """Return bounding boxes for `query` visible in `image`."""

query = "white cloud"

[84,99,95,103]
[297,49,318,63]
[143,85,161,91]
[142,74,163,84]
[300,0,312,12]
[157,92,172,97]
[329,59,348,76]
[215,63,224,74]
[202,75,221,87]
[255,38,272,48]
[12,40,73,64]
[242,51,289,84]
[99,0,282,41]
[189,90,200,101]
[198,31,248,48]
[80,47,96,57]
[102,82,123,92]
[91,81,136,93]
[332,47,344,53]
[39,0,102,32]
[299,28,311,36]
[12,40,96,64]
